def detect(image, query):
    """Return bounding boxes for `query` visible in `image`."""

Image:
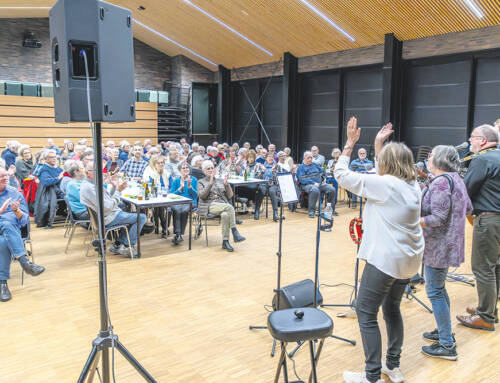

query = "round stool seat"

[267,308,333,343]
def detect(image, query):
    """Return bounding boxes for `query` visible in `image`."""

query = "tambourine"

[349,217,363,245]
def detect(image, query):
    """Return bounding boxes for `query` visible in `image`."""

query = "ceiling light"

[133,19,217,67]
[463,0,484,18]
[183,0,273,56]
[298,0,355,42]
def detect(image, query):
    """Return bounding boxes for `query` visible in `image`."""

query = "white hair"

[191,155,203,168]
[202,160,214,171]
[303,151,312,159]
[332,148,341,154]
[475,124,499,143]
[18,144,31,157]
[42,149,57,160]
[120,140,130,149]
[6,140,20,150]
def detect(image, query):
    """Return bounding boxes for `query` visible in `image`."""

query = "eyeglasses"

[470,135,485,140]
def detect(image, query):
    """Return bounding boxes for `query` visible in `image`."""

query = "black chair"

[20,221,33,285]
[64,196,91,254]
[194,212,221,247]
[267,308,333,383]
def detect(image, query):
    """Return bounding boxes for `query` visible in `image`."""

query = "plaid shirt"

[121,158,148,178]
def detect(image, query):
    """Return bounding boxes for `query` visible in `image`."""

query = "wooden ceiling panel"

[1,0,499,70]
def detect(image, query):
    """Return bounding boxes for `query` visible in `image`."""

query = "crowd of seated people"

[0,134,381,274]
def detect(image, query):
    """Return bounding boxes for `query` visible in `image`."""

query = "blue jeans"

[424,265,454,346]
[0,221,26,280]
[107,211,146,247]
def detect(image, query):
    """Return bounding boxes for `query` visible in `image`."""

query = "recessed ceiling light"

[183,0,273,56]
[133,19,217,67]
[241,10,249,16]
[298,0,355,42]
[463,0,484,18]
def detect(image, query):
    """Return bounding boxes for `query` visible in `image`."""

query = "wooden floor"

[1,201,498,383]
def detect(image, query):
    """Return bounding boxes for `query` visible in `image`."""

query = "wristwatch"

[344,144,353,150]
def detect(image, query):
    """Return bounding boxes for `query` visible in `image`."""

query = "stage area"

[1,202,497,383]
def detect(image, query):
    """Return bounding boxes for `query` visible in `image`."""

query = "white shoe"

[381,361,405,382]
[343,371,384,383]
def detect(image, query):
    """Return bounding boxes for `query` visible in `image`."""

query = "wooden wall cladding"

[0,95,157,150]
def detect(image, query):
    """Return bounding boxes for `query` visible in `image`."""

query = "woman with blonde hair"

[142,155,171,237]
[336,117,424,383]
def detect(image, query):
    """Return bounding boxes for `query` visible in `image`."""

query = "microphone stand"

[248,192,285,357]
[288,191,356,358]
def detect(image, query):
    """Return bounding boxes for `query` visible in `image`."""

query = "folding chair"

[64,196,91,254]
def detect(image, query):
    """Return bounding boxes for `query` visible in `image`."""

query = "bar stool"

[267,307,333,383]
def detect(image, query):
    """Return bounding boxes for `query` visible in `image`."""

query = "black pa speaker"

[272,279,323,311]
[49,0,135,123]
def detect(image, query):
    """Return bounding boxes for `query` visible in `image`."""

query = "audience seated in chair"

[254,152,280,221]
[190,155,205,181]
[296,151,336,218]
[348,147,374,208]
[66,161,89,221]
[80,161,146,258]
[311,145,325,167]
[1,140,20,168]
[15,145,34,186]
[34,149,65,228]
[0,168,45,302]
[121,145,148,180]
[60,160,81,194]
[142,155,170,238]
[170,161,198,245]
[198,160,245,252]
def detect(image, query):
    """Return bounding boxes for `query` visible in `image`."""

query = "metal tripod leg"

[78,345,99,383]
[405,285,433,313]
[115,340,157,382]
[274,342,288,383]
[249,326,277,356]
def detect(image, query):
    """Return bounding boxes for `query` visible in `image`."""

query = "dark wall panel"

[300,72,340,160]
[262,78,283,147]
[474,57,500,127]
[232,80,259,146]
[405,60,471,149]
[343,68,383,157]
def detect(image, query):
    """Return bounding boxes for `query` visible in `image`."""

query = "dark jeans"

[171,204,190,235]
[300,183,335,213]
[356,263,409,383]
[237,184,258,203]
[256,184,278,211]
[471,214,500,324]
[74,210,90,221]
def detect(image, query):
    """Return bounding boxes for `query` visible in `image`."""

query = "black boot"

[0,282,11,302]
[273,209,279,222]
[231,227,246,242]
[222,240,234,252]
[21,262,45,277]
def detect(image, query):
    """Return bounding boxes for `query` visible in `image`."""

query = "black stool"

[267,308,333,383]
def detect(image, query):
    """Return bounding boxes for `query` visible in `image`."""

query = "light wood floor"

[1,201,498,383]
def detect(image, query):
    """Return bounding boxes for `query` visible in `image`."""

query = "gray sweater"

[80,178,122,225]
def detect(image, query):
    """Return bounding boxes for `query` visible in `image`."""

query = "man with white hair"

[80,161,146,257]
[297,151,336,218]
[1,141,19,168]
[0,167,45,301]
[46,138,61,155]
[106,140,115,149]
[456,124,500,332]
[311,146,325,167]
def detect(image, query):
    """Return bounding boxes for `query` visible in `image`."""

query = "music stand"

[249,172,298,357]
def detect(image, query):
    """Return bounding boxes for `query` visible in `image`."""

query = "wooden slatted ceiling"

[1,1,499,70]
[0,95,157,150]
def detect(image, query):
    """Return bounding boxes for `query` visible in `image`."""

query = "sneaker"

[423,329,456,343]
[343,371,384,383]
[119,245,138,258]
[381,361,405,382]
[421,342,458,361]
[108,243,122,255]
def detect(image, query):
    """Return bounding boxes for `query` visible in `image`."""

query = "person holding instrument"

[336,117,424,383]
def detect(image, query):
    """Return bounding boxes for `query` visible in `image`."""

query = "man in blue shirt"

[0,168,45,302]
[297,151,336,218]
[349,147,374,208]
[1,140,19,168]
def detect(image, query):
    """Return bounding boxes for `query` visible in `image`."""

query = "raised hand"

[187,176,192,188]
[7,165,16,177]
[375,123,394,144]
[223,173,229,185]
[346,117,361,145]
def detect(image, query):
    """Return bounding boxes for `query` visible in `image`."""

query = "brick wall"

[0,18,173,90]
[171,55,216,87]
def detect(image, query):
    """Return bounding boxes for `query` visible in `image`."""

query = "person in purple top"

[419,145,472,361]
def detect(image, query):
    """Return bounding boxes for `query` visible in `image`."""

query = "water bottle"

[323,203,333,232]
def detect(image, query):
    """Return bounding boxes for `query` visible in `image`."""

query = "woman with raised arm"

[336,117,424,383]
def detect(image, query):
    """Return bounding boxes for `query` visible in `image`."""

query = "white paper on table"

[277,173,298,203]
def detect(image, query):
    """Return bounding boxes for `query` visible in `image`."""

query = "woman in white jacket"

[336,118,424,383]
[142,155,171,237]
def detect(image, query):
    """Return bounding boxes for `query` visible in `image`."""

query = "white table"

[121,193,193,257]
